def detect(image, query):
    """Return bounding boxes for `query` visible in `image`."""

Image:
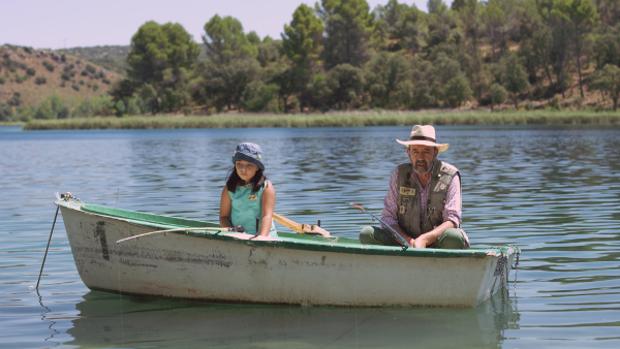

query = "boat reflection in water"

[67,290,520,348]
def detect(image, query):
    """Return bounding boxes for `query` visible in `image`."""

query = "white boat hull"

[58,199,518,307]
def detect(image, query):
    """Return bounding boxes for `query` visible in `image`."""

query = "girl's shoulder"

[263,179,275,191]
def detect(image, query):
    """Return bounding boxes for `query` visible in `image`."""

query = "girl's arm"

[258,181,275,236]
[219,186,232,228]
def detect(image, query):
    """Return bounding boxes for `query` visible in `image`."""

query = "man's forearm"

[416,220,456,248]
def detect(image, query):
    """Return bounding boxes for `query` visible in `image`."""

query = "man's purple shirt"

[381,166,462,230]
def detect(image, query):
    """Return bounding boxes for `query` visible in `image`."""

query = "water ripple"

[1,126,619,348]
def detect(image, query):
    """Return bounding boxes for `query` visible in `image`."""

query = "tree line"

[7,0,620,121]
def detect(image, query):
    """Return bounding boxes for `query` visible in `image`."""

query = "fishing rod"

[350,202,410,250]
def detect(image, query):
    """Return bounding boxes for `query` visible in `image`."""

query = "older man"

[360,125,469,249]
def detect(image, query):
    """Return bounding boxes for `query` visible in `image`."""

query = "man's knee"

[435,228,469,249]
[359,225,376,244]
[359,225,396,245]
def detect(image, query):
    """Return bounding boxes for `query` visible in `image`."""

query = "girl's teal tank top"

[228,182,277,237]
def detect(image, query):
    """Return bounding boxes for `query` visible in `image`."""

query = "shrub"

[326,64,365,109]
[489,83,507,111]
[35,76,47,85]
[74,95,116,117]
[444,74,472,108]
[34,95,70,119]
[16,107,33,122]
[138,84,158,113]
[114,100,126,116]
[86,64,96,74]
[306,73,332,111]
[91,95,115,115]
[241,81,280,112]
[126,97,142,115]
[0,103,13,121]
[26,67,36,76]
[61,71,72,81]
[42,60,55,72]
[590,64,620,110]
[75,99,92,117]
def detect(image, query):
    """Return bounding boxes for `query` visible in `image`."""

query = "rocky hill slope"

[0,45,123,110]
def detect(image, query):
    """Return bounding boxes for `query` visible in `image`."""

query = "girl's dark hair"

[226,168,266,193]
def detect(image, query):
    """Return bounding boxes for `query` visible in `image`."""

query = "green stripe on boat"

[82,203,515,259]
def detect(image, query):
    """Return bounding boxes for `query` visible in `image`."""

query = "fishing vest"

[228,181,277,237]
[396,159,460,237]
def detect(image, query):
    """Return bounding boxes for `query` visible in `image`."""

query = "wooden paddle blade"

[307,225,331,237]
[272,213,331,237]
[272,213,303,232]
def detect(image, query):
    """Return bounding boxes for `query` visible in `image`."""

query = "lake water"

[0,125,619,348]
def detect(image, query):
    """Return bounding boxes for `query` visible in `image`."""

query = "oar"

[273,213,331,237]
[116,226,236,244]
[350,203,409,250]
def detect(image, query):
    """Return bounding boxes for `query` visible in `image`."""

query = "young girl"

[219,142,277,237]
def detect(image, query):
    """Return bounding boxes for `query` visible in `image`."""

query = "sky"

[1,0,452,49]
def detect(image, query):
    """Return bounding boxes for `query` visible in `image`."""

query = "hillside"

[57,45,130,74]
[55,44,210,74]
[0,45,122,111]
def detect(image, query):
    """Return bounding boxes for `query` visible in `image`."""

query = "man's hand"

[414,234,430,248]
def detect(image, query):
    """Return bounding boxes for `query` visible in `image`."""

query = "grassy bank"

[22,110,620,130]
[0,121,24,126]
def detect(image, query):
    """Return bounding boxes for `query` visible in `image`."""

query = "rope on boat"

[36,205,60,290]
[115,226,239,244]
[489,246,520,297]
[512,249,521,283]
[490,252,508,297]
[512,249,521,269]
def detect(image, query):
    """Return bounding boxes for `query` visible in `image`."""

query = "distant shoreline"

[16,110,620,130]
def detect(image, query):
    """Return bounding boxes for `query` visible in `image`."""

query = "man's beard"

[414,159,432,174]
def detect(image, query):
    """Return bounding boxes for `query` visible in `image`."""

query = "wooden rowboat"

[56,195,519,307]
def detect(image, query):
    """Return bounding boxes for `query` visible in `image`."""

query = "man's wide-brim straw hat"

[396,125,449,153]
